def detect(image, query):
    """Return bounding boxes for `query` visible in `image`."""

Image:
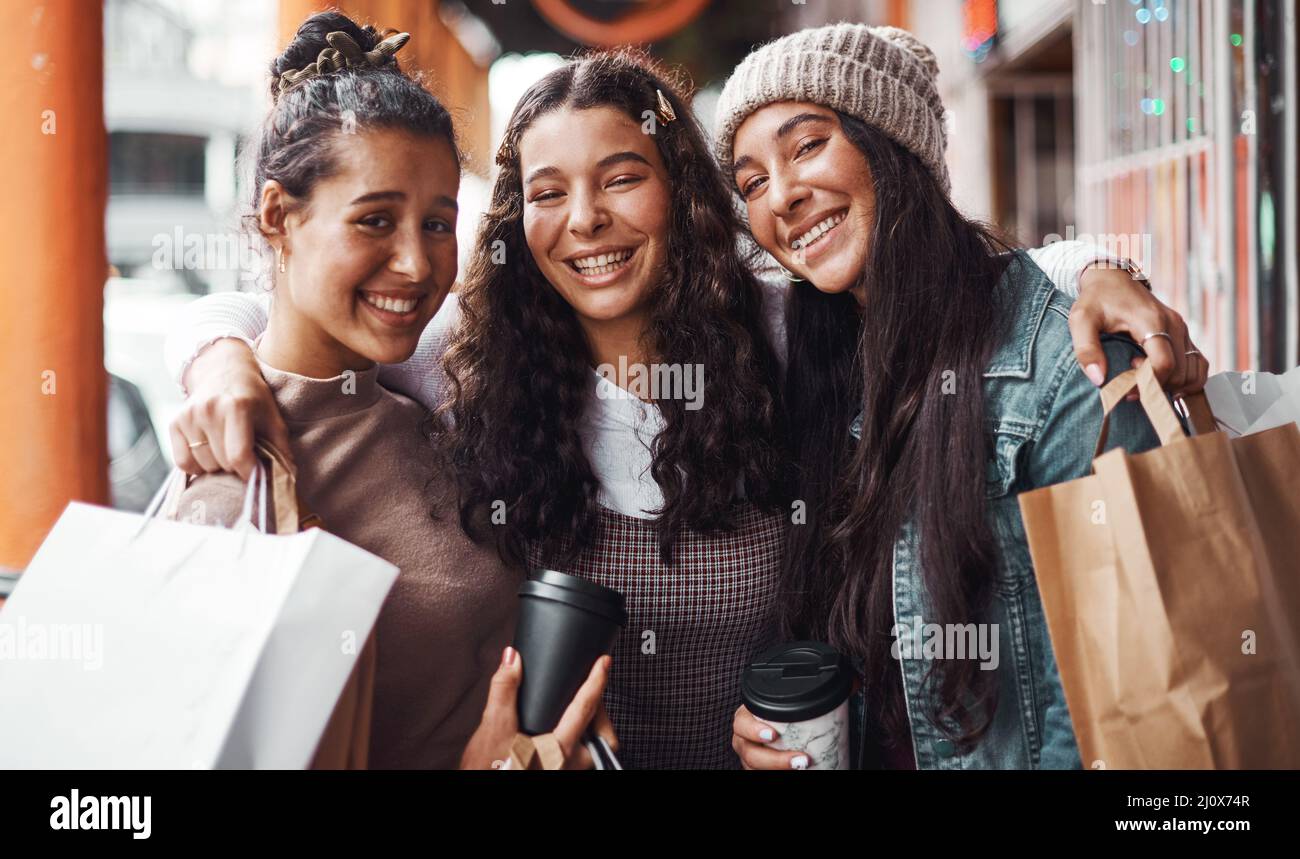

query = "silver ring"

[1142,331,1173,346]
[1185,349,1202,357]
[188,440,210,449]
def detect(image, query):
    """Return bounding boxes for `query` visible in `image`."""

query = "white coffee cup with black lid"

[740,640,853,770]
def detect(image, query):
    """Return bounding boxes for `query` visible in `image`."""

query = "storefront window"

[1076,0,1297,372]
[108,131,207,197]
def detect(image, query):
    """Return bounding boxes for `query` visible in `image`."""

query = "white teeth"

[362,293,419,314]
[791,212,846,250]
[572,249,633,272]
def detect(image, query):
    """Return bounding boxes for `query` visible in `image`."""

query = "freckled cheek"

[321,230,390,278]
[296,231,359,288]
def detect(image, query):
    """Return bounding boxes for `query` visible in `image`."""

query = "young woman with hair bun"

[172,10,611,770]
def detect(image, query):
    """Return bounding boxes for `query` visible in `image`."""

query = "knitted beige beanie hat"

[714,22,950,193]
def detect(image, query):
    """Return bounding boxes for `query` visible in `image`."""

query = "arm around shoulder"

[164,290,271,391]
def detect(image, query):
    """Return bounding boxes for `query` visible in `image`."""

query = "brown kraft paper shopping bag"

[1018,360,1300,769]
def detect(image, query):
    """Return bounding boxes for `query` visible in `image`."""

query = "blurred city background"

[1,0,1297,579]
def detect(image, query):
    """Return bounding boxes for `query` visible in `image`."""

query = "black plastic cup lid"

[519,569,628,626]
[741,641,853,723]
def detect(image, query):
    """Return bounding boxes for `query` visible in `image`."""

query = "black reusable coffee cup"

[513,569,627,735]
[740,641,853,723]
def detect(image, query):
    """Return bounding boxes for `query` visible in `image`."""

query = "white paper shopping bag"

[1203,366,1300,437]
[0,461,397,769]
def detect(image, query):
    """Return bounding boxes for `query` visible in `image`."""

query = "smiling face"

[518,105,672,336]
[265,127,460,372]
[732,102,876,301]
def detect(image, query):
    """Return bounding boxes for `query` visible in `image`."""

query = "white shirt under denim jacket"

[846,251,1166,769]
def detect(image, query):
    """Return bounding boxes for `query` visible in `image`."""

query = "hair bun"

[270,11,385,99]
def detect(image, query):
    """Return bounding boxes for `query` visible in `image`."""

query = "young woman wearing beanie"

[163,31,1196,768]
[718,23,1192,769]
[170,10,613,770]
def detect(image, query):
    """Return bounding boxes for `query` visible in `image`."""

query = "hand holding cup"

[460,646,617,770]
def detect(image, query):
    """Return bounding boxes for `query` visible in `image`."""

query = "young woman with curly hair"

[436,53,792,769]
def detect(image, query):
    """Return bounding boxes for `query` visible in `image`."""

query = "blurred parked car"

[108,372,170,511]
[104,275,199,510]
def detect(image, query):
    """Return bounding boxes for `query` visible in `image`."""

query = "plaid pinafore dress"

[528,504,784,769]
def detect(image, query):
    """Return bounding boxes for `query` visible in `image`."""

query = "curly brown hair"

[434,50,789,566]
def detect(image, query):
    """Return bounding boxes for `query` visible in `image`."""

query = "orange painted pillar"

[278,0,332,46]
[0,0,109,572]
[887,0,910,31]
[279,0,412,47]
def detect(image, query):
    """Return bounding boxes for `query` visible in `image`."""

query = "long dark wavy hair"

[780,113,1014,752]
[435,50,789,567]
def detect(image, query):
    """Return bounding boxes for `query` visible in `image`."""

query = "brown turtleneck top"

[175,357,521,768]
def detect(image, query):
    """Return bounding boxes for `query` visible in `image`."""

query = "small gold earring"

[277,246,287,273]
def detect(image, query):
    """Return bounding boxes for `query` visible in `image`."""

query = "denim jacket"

[847,251,1162,769]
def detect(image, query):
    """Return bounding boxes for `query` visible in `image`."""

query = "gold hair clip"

[655,89,677,125]
[278,29,411,93]
[495,137,516,167]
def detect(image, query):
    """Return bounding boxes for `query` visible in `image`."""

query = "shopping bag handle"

[1180,390,1219,436]
[139,440,306,536]
[253,440,301,535]
[1094,360,1192,458]
[133,466,224,540]
[139,468,190,531]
